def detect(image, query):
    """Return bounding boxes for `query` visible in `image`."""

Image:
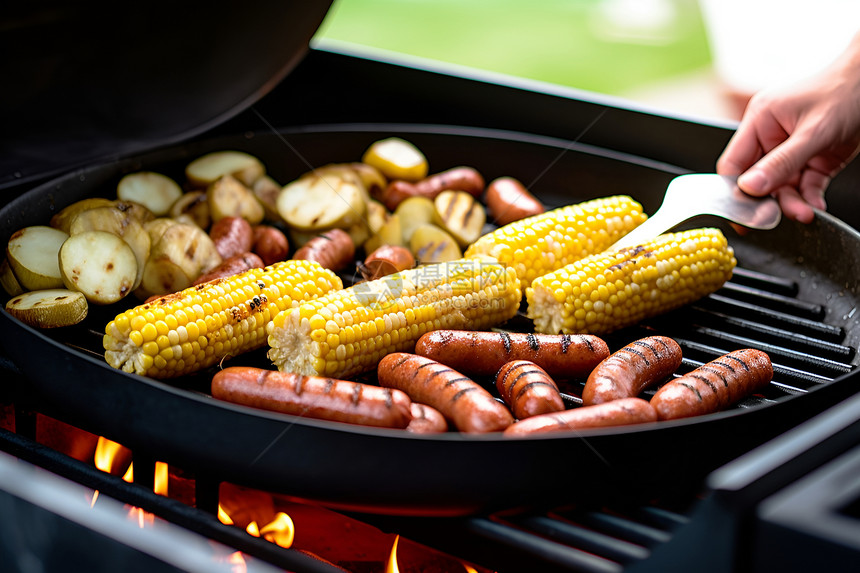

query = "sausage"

[484,177,545,225]
[503,398,657,437]
[359,245,415,280]
[406,403,449,434]
[650,349,773,420]
[582,336,682,406]
[211,366,412,429]
[251,225,289,266]
[414,330,609,379]
[209,216,253,260]
[377,353,513,433]
[292,228,355,271]
[382,166,485,210]
[495,360,565,419]
[192,252,264,285]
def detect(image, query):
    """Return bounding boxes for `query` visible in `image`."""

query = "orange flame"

[386,535,401,573]
[463,565,479,573]
[94,437,130,475]
[218,504,234,525]
[259,513,295,548]
[154,461,168,496]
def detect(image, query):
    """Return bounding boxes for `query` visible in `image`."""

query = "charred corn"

[526,228,736,335]
[103,260,342,378]
[267,256,521,379]
[465,195,647,290]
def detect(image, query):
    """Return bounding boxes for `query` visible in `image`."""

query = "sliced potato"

[252,175,285,223]
[113,200,155,226]
[366,199,389,235]
[50,198,114,233]
[5,289,88,328]
[350,162,387,199]
[152,222,221,281]
[363,214,404,254]
[59,231,137,304]
[117,172,182,217]
[69,206,150,289]
[433,190,487,248]
[394,196,437,243]
[134,256,193,301]
[144,217,179,244]
[186,151,265,188]
[409,224,462,263]
[168,191,210,228]
[0,258,24,297]
[6,226,68,290]
[361,137,428,182]
[278,170,366,232]
[207,175,265,224]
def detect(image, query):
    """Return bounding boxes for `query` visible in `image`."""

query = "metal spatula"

[609,173,782,251]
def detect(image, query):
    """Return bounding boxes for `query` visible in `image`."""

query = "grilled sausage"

[211,366,412,429]
[210,216,253,260]
[582,336,682,406]
[377,352,514,433]
[251,225,289,266]
[192,252,264,285]
[292,228,355,271]
[414,330,609,379]
[359,245,415,280]
[484,177,545,225]
[504,398,657,437]
[650,349,773,420]
[495,360,565,419]
[406,403,449,434]
[382,167,484,210]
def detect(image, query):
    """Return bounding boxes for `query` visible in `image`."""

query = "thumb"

[738,132,822,195]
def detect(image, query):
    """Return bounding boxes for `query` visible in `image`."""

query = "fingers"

[774,185,817,224]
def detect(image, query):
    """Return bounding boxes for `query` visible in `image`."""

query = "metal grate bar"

[466,517,623,573]
[686,307,854,361]
[575,511,673,547]
[699,294,844,342]
[728,267,798,296]
[514,515,650,564]
[631,506,691,530]
[719,282,824,319]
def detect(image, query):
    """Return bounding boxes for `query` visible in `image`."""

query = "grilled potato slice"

[152,221,221,282]
[278,169,366,232]
[6,226,69,291]
[49,198,115,233]
[363,214,404,254]
[251,175,285,224]
[135,256,193,301]
[395,196,437,244]
[207,175,265,225]
[0,258,24,297]
[113,200,155,225]
[168,190,210,229]
[433,190,487,248]
[361,137,428,182]
[117,172,182,217]
[409,223,462,263]
[186,150,265,188]
[69,206,150,289]
[59,231,137,304]
[5,289,88,328]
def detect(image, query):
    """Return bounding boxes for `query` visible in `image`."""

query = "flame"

[228,552,247,573]
[246,521,260,536]
[218,504,234,525]
[386,535,401,573]
[123,462,133,482]
[128,506,155,528]
[154,461,168,496]
[89,490,99,508]
[463,566,479,573]
[94,437,130,475]
[259,513,294,548]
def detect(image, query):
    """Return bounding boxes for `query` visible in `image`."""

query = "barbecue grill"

[2,4,860,571]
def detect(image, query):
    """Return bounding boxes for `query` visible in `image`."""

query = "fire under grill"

[0,254,855,572]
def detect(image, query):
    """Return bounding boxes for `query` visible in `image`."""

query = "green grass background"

[315,0,713,97]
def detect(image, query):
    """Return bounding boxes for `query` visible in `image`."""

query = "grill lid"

[0,1,333,191]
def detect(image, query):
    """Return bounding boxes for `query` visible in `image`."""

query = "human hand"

[716,32,860,223]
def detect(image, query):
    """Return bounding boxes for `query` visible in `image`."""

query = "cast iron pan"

[1,125,859,515]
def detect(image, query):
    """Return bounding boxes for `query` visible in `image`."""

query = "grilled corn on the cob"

[526,228,736,335]
[267,256,521,379]
[464,195,647,289]
[103,260,342,378]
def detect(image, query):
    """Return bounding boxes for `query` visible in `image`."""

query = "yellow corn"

[464,195,647,290]
[267,256,521,379]
[526,228,736,335]
[103,260,342,378]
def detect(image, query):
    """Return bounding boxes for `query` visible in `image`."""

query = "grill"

[3,24,860,573]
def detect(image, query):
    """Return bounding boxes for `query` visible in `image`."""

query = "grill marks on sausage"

[495,359,564,419]
[526,333,539,352]
[499,332,512,354]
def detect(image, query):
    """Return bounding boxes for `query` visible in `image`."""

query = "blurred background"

[315,0,860,124]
